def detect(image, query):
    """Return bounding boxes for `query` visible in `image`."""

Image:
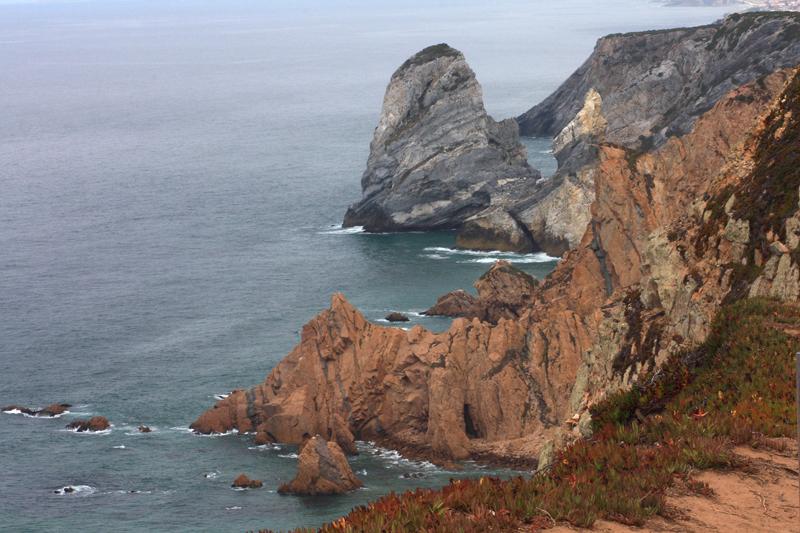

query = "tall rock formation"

[342,44,539,234]
[460,12,800,256]
[194,66,800,465]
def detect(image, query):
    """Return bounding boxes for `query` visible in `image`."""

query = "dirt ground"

[550,441,799,533]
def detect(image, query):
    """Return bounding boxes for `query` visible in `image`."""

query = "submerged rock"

[137,425,152,433]
[232,474,263,489]
[278,436,362,496]
[343,43,539,232]
[2,403,71,417]
[66,416,110,432]
[385,312,410,322]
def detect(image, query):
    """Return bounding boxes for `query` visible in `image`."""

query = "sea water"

[0,0,739,530]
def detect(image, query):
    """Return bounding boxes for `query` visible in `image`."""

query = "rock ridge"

[193,67,800,465]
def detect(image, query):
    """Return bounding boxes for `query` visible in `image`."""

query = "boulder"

[423,289,480,318]
[66,416,110,432]
[385,312,410,322]
[278,436,362,495]
[424,261,539,323]
[232,474,263,489]
[39,403,71,417]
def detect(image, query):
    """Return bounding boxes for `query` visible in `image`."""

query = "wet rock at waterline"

[278,436,362,496]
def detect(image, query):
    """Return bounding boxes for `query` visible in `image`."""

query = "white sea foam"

[204,471,219,479]
[54,485,96,496]
[2,408,69,419]
[320,224,365,235]
[171,426,239,437]
[226,506,242,511]
[62,427,112,435]
[357,441,440,471]
[113,445,126,449]
[277,453,299,459]
[421,246,558,264]
[247,444,282,451]
[213,392,230,401]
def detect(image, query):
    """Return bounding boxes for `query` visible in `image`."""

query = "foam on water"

[421,247,558,264]
[54,485,97,496]
[320,224,365,235]
[277,452,299,459]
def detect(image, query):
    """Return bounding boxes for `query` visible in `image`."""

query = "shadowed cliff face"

[342,43,539,233]
[193,68,800,464]
[457,12,800,257]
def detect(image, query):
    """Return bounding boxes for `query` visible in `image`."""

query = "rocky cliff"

[447,12,800,257]
[342,44,539,235]
[487,12,800,256]
[193,66,800,465]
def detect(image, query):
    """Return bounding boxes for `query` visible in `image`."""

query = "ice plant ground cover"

[261,298,798,532]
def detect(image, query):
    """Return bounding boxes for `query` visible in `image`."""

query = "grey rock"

[499,12,800,255]
[343,44,539,232]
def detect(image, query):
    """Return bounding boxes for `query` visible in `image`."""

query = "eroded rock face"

[343,44,539,232]
[459,12,800,256]
[278,436,362,495]
[194,68,800,464]
[425,260,540,323]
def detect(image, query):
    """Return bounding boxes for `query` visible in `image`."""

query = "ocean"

[0,0,738,530]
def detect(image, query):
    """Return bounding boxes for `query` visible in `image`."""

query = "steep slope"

[459,12,800,256]
[193,67,800,468]
[342,44,539,234]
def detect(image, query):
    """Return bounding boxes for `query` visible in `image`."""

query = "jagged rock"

[425,260,539,323]
[455,12,800,255]
[66,416,110,432]
[278,436,362,495]
[770,241,789,255]
[254,431,273,445]
[343,44,539,232]
[193,67,800,465]
[138,425,151,433]
[456,209,533,253]
[232,474,262,489]
[385,312,410,322]
[423,289,480,318]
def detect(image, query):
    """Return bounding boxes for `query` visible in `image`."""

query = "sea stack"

[278,436,362,495]
[343,43,539,233]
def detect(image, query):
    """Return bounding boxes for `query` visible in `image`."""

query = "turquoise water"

[0,0,739,531]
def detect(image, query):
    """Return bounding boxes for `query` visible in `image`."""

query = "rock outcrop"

[3,403,71,417]
[278,436,362,495]
[385,312,410,323]
[459,12,800,256]
[66,416,110,432]
[342,44,539,232]
[424,260,539,323]
[195,64,800,465]
[232,474,263,489]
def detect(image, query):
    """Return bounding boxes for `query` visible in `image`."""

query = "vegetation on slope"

[262,298,799,533]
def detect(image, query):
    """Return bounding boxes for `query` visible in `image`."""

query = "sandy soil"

[550,441,799,533]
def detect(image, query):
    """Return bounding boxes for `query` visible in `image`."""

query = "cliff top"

[394,43,462,76]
